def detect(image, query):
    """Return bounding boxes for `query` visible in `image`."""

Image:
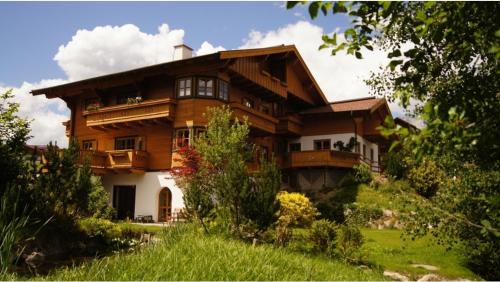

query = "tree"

[289,1,500,278]
[0,89,30,199]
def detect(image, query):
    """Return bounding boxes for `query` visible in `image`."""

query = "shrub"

[383,149,414,179]
[407,158,445,198]
[353,163,372,184]
[78,218,122,244]
[87,177,114,219]
[344,204,383,226]
[275,192,319,246]
[335,225,364,263]
[276,192,319,228]
[309,219,337,253]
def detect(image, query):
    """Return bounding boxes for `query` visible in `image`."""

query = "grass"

[35,224,384,281]
[362,228,480,280]
[115,221,166,234]
[355,180,415,212]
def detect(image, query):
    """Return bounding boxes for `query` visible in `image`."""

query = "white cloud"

[1,79,70,147]
[195,41,226,56]
[54,23,185,81]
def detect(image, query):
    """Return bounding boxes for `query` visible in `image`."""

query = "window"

[82,139,96,151]
[218,80,229,101]
[115,136,144,150]
[314,139,331,150]
[195,127,206,138]
[242,97,254,109]
[363,144,366,158]
[289,143,301,152]
[260,103,271,115]
[84,98,101,110]
[174,129,190,150]
[370,148,374,161]
[355,143,360,153]
[177,78,192,97]
[197,78,214,97]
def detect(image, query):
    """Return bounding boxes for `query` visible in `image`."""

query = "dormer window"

[177,78,192,97]
[197,78,214,97]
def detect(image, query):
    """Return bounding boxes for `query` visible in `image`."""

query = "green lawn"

[34,224,384,281]
[362,229,480,280]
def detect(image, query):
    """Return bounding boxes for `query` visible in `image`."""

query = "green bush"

[407,158,445,198]
[344,204,383,226]
[309,219,337,253]
[78,218,122,243]
[335,225,364,263]
[383,149,414,179]
[353,163,372,184]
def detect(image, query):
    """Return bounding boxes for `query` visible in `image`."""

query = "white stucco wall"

[288,133,379,165]
[101,171,184,222]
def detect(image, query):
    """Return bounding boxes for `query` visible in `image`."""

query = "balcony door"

[113,185,136,220]
[158,188,172,222]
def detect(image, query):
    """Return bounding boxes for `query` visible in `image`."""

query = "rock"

[383,219,393,228]
[25,251,45,268]
[140,233,151,243]
[383,270,409,281]
[378,224,384,230]
[417,274,442,281]
[393,220,404,229]
[411,264,439,271]
[383,209,394,217]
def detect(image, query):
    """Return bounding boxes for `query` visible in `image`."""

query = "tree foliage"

[289,1,500,277]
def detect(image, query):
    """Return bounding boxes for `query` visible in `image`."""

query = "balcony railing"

[230,102,278,133]
[83,98,175,128]
[79,149,148,173]
[277,114,303,136]
[288,150,361,168]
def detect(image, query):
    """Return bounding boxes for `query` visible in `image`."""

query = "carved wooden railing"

[83,98,175,127]
[230,102,279,133]
[288,150,361,168]
[107,150,148,169]
[277,114,303,136]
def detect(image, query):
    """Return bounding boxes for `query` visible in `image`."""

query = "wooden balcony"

[277,114,303,136]
[79,150,148,174]
[230,102,278,134]
[83,98,175,129]
[62,120,71,137]
[288,150,361,168]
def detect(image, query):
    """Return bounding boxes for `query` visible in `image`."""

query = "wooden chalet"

[31,44,392,222]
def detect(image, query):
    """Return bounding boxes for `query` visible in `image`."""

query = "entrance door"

[113,185,136,220]
[158,188,172,222]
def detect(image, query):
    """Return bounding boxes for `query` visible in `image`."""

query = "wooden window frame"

[173,128,190,150]
[114,136,145,151]
[197,77,214,97]
[176,77,193,98]
[82,139,97,151]
[289,143,301,152]
[218,80,229,101]
[314,139,331,151]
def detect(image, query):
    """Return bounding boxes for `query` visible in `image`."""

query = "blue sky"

[0,1,348,86]
[1,1,409,146]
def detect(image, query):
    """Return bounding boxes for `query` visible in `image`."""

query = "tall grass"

[0,188,32,276]
[40,224,383,281]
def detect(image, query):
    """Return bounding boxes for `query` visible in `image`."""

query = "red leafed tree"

[172,145,202,178]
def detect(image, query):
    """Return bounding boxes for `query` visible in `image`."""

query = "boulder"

[25,251,45,268]
[411,264,439,271]
[383,209,394,217]
[417,274,442,281]
[383,270,409,281]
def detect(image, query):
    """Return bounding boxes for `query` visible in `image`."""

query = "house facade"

[32,45,392,222]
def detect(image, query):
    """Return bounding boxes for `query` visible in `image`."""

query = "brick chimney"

[173,44,193,60]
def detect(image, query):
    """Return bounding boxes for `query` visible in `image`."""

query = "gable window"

[242,97,254,109]
[197,78,214,97]
[314,139,331,151]
[218,80,229,101]
[82,139,96,151]
[177,78,192,97]
[115,136,144,150]
[289,143,301,152]
[174,129,190,150]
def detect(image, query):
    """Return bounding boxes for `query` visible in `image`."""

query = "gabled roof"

[31,45,327,105]
[300,97,390,115]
